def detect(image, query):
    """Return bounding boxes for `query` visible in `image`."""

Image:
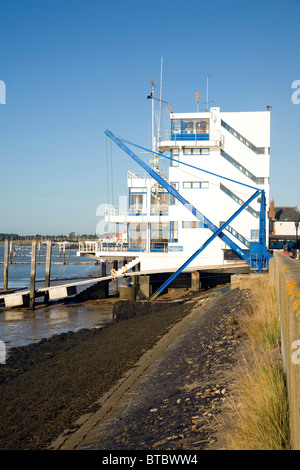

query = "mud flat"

[0,286,249,450]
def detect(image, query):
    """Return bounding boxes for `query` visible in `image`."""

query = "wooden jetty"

[1,238,250,308]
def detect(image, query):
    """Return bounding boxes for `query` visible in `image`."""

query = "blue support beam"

[104,129,255,266]
[148,189,261,301]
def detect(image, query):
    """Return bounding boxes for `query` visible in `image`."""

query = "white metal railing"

[78,241,129,253]
[104,206,127,217]
[158,130,224,146]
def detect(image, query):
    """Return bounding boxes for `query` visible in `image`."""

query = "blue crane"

[104,130,271,300]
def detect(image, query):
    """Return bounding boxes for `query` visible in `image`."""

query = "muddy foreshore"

[0,287,249,450]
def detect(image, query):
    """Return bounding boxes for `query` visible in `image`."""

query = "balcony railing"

[158,130,223,146]
[79,241,129,253]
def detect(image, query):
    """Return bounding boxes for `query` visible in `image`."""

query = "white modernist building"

[80,106,271,274]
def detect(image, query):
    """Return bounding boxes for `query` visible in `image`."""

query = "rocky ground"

[0,284,251,450]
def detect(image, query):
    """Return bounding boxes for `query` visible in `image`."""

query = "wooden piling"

[9,242,13,264]
[44,240,52,303]
[63,242,66,265]
[101,261,106,277]
[113,260,118,295]
[3,239,9,291]
[29,240,37,310]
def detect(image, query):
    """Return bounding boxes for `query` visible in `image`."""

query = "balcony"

[158,130,224,150]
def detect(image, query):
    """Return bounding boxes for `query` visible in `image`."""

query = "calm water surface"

[0,243,115,352]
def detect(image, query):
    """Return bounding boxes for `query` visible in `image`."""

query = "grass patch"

[223,274,290,450]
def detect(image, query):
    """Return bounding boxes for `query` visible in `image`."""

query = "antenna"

[206,75,210,112]
[158,57,163,141]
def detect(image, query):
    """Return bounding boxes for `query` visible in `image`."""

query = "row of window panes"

[170,148,210,157]
[182,221,205,228]
[172,119,209,135]
[183,181,209,189]
[220,149,264,184]
[127,222,178,244]
[221,120,265,154]
[220,183,259,218]
[183,148,210,155]
[220,222,250,247]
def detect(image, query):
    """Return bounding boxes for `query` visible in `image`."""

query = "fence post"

[29,240,37,310]
[44,240,52,303]
[3,239,9,290]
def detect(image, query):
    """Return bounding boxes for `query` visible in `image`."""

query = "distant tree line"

[0,233,100,242]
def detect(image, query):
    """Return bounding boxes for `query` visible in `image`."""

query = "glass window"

[170,221,178,242]
[170,182,179,205]
[194,120,201,134]
[151,193,169,215]
[183,182,192,189]
[128,223,146,251]
[201,148,209,154]
[182,120,194,134]
[258,148,265,154]
[183,148,192,155]
[192,182,201,189]
[170,148,179,156]
[129,193,146,214]
[200,119,209,134]
[193,148,201,155]
[172,120,181,133]
[201,181,209,188]
[257,177,264,184]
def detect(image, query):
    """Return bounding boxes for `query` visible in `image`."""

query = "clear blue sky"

[0,0,299,235]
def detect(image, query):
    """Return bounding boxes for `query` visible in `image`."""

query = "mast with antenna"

[206,75,211,111]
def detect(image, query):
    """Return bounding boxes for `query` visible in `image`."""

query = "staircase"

[112,255,145,278]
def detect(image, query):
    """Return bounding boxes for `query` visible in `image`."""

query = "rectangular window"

[151,192,169,215]
[172,120,181,133]
[182,120,194,134]
[150,222,170,252]
[129,191,146,215]
[183,181,209,189]
[182,221,205,228]
[170,148,179,166]
[128,223,147,251]
[170,182,179,205]
[170,221,178,242]
[251,229,259,239]
[183,148,210,155]
[200,119,209,134]
[170,148,179,156]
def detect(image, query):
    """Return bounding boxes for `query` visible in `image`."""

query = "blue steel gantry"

[104,130,271,301]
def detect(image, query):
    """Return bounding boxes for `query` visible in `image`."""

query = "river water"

[0,243,116,353]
